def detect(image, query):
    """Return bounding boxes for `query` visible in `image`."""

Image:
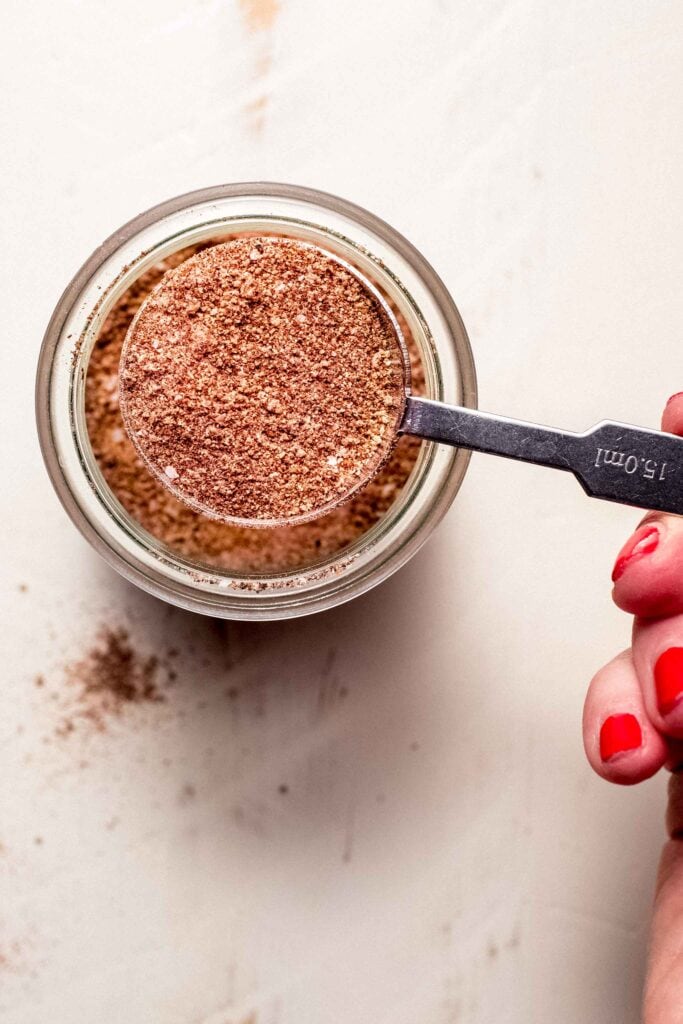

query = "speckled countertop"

[2,2,682,1022]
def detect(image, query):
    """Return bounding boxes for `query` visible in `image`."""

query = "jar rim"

[36,182,477,619]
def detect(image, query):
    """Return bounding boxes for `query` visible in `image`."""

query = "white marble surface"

[2,2,682,1021]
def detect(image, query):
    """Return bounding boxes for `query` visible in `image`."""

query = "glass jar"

[36,183,477,620]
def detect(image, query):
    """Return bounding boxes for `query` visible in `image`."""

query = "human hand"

[583,393,683,1023]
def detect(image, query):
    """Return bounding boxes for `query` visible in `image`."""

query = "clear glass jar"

[36,183,477,620]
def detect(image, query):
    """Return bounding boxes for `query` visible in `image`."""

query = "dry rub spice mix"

[85,238,425,575]
[119,238,407,525]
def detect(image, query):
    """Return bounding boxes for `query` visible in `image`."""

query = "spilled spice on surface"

[0,941,25,975]
[58,628,165,734]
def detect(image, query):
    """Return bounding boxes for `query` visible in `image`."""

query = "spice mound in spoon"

[119,237,408,526]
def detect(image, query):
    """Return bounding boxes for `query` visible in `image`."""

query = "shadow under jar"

[36,183,477,620]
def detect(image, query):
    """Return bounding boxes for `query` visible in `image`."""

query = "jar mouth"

[37,183,477,619]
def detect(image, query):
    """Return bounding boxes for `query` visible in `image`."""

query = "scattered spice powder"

[59,628,165,733]
[119,238,407,525]
[85,237,425,574]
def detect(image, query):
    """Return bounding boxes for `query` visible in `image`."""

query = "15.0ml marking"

[595,448,668,481]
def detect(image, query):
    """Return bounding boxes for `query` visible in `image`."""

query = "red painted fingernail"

[599,714,642,761]
[611,525,659,582]
[666,392,683,407]
[655,648,683,716]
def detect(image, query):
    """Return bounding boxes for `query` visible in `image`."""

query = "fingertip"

[584,653,668,784]
[632,620,683,744]
[612,517,683,618]
[612,561,683,619]
[662,393,683,436]
[594,725,665,785]
[611,523,660,584]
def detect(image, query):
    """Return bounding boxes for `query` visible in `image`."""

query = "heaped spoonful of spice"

[119,238,408,526]
[120,236,683,525]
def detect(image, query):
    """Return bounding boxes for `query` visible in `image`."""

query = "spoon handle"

[401,396,683,515]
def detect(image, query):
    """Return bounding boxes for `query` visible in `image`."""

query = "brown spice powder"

[119,238,407,525]
[85,239,425,575]
[59,628,165,734]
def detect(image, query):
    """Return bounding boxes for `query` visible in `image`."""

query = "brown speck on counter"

[178,783,197,805]
[245,92,269,133]
[18,583,28,593]
[0,939,28,975]
[34,675,44,688]
[277,783,289,795]
[239,0,280,33]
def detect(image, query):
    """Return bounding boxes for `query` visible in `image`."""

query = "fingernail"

[599,714,642,761]
[655,648,683,716]
[666,392,683,407]
[611,525,659,582]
